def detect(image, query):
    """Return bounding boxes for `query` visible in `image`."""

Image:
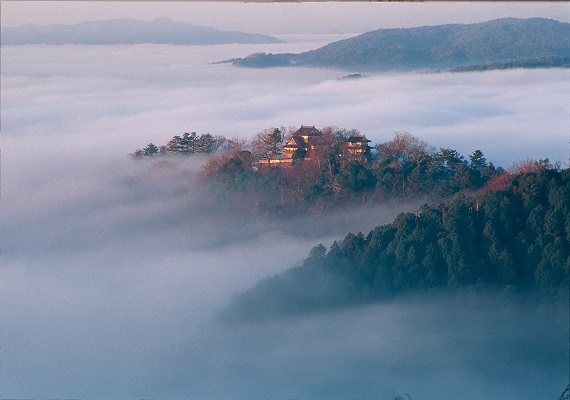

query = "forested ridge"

[228,164,569,319]
[230,18,570,71]
[133,127,569,318]
[135,128,506,213]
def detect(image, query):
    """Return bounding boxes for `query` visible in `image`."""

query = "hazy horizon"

[2,2,570,34]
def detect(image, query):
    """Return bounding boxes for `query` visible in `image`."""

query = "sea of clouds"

[1,40,568,398]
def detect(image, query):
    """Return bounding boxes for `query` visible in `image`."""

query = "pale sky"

[2,1,569,34]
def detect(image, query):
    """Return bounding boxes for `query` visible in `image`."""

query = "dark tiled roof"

[347,135,371,143]
[295,125,321,137]
[285,136,306,149]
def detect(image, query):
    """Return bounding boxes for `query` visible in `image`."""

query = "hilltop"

[230,18,570,71]
[134,126,505,214]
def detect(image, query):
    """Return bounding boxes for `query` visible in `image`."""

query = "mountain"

[231,18,570,71]
[1,17,281,45]
[226,164,570,320]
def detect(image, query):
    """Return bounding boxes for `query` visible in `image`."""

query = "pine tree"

[143,143,159,156]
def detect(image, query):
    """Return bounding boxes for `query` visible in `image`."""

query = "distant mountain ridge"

[1,17,281,45]
[231,18,570,71]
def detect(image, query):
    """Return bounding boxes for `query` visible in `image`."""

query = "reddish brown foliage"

[486,171,512,192]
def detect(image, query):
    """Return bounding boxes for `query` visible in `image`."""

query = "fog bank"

[1,40,568,398]
[2,44,568,167]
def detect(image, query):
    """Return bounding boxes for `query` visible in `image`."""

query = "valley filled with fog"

[1,39,568,398]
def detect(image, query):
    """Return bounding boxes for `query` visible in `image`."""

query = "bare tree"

[216,136,248,152]
[251,128,284,168]
[377,132,432,166]
[510,158,555,174]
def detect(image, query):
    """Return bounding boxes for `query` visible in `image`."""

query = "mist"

[3,43,568,167]
[1,40,568,398]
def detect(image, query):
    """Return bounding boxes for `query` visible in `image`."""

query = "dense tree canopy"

[135,127,508,212]
[134,131,233,157]
[324,164,570,292]
[207,130,504,212]
[229,165,569,319]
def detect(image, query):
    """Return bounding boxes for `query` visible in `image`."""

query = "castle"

[283,125,324,160]
[259,125,371,168]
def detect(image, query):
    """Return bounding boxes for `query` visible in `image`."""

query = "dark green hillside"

[228,164,570,319]
[232,18,570,71]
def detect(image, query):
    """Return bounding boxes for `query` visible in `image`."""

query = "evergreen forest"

[228,164,569,318]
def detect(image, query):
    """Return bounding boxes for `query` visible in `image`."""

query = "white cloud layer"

[3,44,568,166]
[1,41,568,398]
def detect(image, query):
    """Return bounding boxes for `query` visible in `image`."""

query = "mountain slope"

[1,17,281,45]
[226,165,570,320]
[233,18,570,71]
